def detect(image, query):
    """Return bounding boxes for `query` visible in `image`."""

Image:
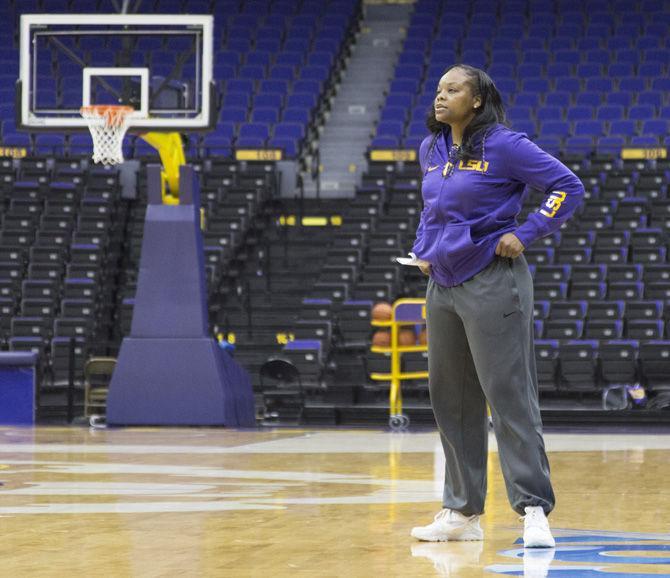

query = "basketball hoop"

[80,105,134,166]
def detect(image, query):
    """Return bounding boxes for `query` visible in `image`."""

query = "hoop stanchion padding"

[106,165,255,426]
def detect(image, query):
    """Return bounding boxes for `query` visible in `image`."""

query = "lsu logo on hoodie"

[540,191,567,218]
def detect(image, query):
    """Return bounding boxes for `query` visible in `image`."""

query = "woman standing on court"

[409,64,584,548]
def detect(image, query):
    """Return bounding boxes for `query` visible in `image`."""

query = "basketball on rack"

[371,302,393,322]
[398,328,416,347]
[371,330,391,347]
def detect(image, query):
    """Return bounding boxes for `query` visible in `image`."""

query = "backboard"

[18,14,215,133]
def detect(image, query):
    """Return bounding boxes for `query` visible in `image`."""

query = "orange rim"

[80,105,134,127]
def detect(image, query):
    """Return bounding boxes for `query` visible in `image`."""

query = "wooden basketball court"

[1,426,669,577]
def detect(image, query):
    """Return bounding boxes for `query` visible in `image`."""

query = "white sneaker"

[522,506,555,548]
[411,509,483,542]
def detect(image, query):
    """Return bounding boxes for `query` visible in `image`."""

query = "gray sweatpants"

[425,255,555,517]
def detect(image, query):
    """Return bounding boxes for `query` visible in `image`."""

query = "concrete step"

[320,128,373,138]
[317,145,369,154]
[325,114,379,124]
[318,145,370,153]
[330,99,384,109]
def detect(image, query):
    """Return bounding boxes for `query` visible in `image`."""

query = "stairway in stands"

[304,3,412,197]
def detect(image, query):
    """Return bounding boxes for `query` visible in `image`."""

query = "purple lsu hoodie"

[412,124,585,287]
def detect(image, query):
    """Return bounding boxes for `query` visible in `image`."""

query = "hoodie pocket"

[436,223,477,272]
[411,225,442,263]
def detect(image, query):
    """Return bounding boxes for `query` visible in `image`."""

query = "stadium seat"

[559,340,600,393]
[599,340,639,407]
[639,341,670,390]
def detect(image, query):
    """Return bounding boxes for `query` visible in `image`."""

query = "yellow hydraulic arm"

[139,132,185,205]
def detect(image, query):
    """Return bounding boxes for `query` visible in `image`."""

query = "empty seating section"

[374,0,670,154]
[0,157,126,416]
[1,0,360,160]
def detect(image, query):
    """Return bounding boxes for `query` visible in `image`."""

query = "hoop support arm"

[139,131,185,205]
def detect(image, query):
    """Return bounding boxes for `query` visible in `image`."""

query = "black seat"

[584,319,623,340]
[259,357,305,424]
[558,340,599,393]
[639,341,670,391]
[535,340,559,392]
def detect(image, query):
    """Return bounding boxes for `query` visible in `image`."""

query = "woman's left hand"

[495,233,525,258]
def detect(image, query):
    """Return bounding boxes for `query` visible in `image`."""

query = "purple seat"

[641,120,668,135]
[607,63,634,77]
[577,63,603,77]
[269,65,297,82]
[615,49,638,64]
[273,122,305,140]
[609,120,637,136]
[573,120,605,137]
[511,120,537,137]
[251,108,279,124]
[282,108,310,124]
[514,93,541,107]
[630,136,660,147]
[545,92,571,107]
[628,105,655,121]
[567,106,594,122]
[370,136,399,148]
[639,62,664,77]
[553,50,581,65]
[554,76,581,93]
[597,105,625,122]
[292,80,321,94]
[34,134,65,156]
[226,79,255,93]
[534,135,562,155]
[376,121,404,137]
[652,78,670,91]
[537,106,563,122]
[575,92,602,107]
[286,92,317,110]
[220,107,248,124]
[223,92,250,108]
[521,78,550,92]
[606,92,634,107]
[237,123,270,147]
[540,121,570,138]
[201,135,232,156]
[517,63,543,77]
[253,93,283,109]
[385,93,414,108]
[597,136,625,154]
[565,136,594,153]
[637,91,664,108]
[619,76,647,91]
[268,137,298,158]
[238,65,266,80]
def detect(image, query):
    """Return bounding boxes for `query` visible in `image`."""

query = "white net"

[80,105,133,166]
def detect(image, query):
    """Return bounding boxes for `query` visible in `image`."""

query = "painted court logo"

[486,530,670,576]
